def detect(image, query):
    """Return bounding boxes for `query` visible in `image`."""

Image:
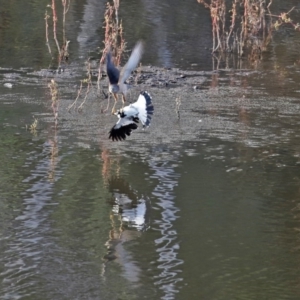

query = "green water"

[1,1,300,299]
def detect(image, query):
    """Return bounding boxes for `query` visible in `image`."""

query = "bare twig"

[45,10,52,54]
[198,0,274,61]
[68,80,83,111]
[98,1,126,93]
[51,0,61,57]
[62,0,71,45]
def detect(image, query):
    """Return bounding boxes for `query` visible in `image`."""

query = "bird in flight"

[109,91,154,141]
[106,41,144,114]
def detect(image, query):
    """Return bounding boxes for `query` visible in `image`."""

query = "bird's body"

[109,91,154,141]
[106,41,144,113]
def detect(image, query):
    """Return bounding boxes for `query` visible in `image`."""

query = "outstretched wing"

[131,91,154,127]
[119,41,144,84]
[106,51,120,84]
[109,117,138,141]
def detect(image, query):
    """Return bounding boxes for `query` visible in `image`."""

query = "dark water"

[1,1,300,299]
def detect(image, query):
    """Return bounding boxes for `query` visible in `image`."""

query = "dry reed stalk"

[68,59,93,111]
[77,81,91,111]
[68,80,83,111]
[226,0,238,51]
[46,0,70,66]
[198,0,273,61]
[61,0,71,45]
[198,0,226,52]
[51,0,61,56]
[45,10,52,54]
[113,0,119,25]
[97,3,114,91]
[97,1,126,92]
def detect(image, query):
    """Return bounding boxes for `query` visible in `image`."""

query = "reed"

[45,0,71,67]
[68,58,93,112]
[97,1,126,91]
[197,0,273,58]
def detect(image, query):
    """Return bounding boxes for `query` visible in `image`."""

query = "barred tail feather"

[133,91,154,127]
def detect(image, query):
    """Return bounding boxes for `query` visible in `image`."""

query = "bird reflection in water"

[102,176,150,283]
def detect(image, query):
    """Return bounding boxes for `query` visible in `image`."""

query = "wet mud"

[1,63,299,154]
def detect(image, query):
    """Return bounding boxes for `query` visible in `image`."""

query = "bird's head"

[114,109,126,118]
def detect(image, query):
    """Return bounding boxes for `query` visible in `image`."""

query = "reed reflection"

[148,150,184,300]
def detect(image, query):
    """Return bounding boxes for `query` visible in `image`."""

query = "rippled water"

[1,1,300,299]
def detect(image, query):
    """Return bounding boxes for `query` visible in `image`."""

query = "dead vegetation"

[45,0,71,68]
[97,0,126,91]
[197,0,300,67]
[66,0,126,112]
[197,0,274,58]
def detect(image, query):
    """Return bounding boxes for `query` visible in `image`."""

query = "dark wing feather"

[106,51,120,84]
[109,122,138,141]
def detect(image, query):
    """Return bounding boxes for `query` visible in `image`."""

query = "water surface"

[1,1,300,300]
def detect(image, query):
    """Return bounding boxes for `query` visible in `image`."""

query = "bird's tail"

[141,91,154,127]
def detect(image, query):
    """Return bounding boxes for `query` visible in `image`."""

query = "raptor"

[106,41,144,113]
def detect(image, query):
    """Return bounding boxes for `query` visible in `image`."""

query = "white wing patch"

[114,116,135,129]
[131,91,154,127]
[132,93,147,125]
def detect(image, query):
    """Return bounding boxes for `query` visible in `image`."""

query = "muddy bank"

[1,63,299,153]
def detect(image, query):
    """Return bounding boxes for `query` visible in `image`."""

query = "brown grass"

[45,0,71,66]
[97,1,126,91]
[68,59,93,112]
[197,0,273,58]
